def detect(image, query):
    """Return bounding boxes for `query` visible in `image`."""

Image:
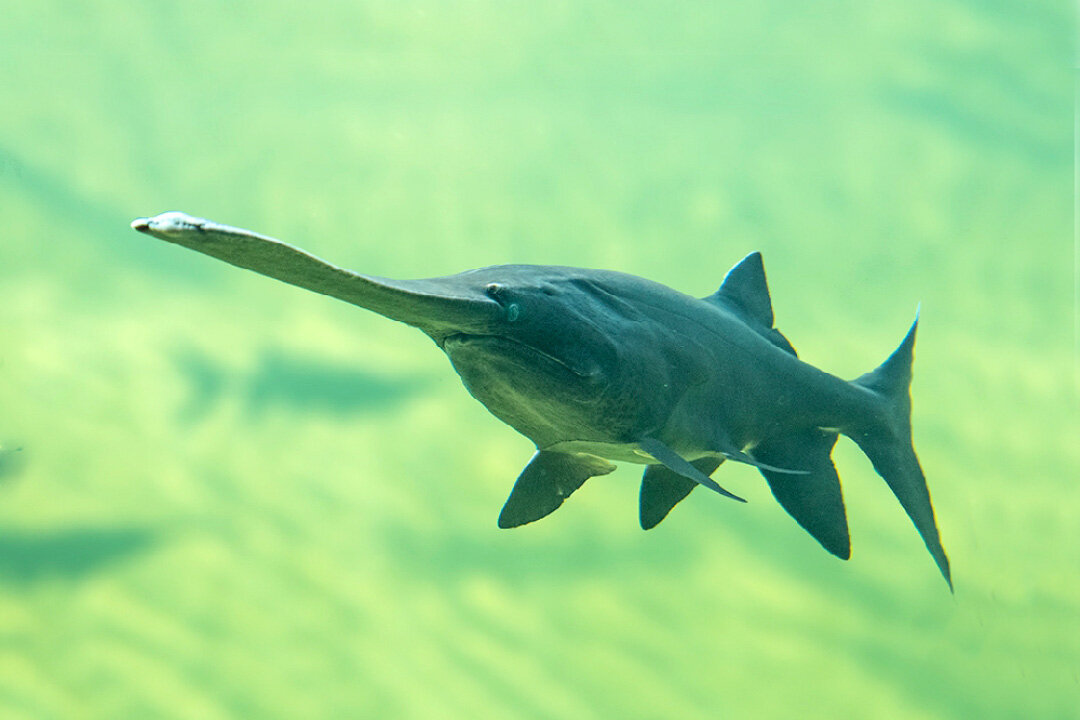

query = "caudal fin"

[850,313,952,589]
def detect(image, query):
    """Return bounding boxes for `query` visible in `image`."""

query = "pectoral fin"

[640,457,724,529]
[753,430,850,559]
[638,438,745,503]
[498,451,616,528]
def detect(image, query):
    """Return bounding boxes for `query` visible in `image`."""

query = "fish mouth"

[443,334,598,380]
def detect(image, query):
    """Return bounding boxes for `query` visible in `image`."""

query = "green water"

[1,2,1075,718]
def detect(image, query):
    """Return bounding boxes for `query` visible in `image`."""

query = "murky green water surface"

[0,2,1075,718]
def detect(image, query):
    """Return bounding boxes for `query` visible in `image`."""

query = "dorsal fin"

[705,252,797,356]
[706,252,774,326]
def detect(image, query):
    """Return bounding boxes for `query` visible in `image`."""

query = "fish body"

[132,212,950,587]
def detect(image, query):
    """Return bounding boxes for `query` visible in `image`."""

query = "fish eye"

[483,283,521,321]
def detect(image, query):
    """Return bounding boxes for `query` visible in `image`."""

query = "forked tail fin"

[850,313,952,589]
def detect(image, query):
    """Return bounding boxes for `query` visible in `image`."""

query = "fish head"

[438,268,682,446]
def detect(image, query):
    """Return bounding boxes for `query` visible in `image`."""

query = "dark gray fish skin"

[132,212,951,588]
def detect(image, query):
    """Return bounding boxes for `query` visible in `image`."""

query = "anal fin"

[640,457,724,529]
[498,451,616,528]
[753,429,850,559]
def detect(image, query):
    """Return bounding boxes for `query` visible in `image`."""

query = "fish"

[0,442,23,482]
[171,345,433,423]
[132,211,951,587]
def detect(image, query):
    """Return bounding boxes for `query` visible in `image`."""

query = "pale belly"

[544,439,723,466]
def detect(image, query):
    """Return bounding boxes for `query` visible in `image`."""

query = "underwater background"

[0,2,1075,718]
